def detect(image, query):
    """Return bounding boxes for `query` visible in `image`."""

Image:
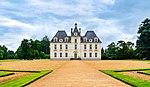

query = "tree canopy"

[16,36,50,60]
[136,18,150,59]
[102,41,135,60]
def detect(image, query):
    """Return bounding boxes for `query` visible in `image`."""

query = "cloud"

[0,15,35,29]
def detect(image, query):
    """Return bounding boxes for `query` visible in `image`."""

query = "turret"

[71,23,81,36]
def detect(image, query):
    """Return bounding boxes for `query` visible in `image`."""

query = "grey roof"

[84,31,97,39]
[51,24,101,43]
[71,23,80,36]
[54,30,67,39]
[82,31,102,43]
[51,30,70,42]
[74,23,78,32]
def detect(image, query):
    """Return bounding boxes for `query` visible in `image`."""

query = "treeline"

[0,36,50,60]
[102,18,150,60]
[0,45,15,59]
[101,41,136,60]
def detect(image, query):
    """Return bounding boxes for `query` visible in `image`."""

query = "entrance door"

[74,53,77,58]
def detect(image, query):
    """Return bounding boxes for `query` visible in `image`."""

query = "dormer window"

[84,37,87,42]
[59,39,63,42]
[89,39,93,42]
[94,37,98,42]
[54,37,57,42]
[65,37,69,42]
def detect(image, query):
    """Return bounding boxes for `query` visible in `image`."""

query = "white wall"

[50,36,101,60]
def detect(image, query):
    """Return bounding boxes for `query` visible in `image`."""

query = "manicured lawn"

[130,59,150,62]
[0,72,14,77]
[0,60,17,62]
[138,70,150,75]
[100,68,150,87]
[0,70,52,87]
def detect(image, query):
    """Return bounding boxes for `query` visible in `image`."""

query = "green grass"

[0,70,41,73]
[130,59,150,62]
[0,72,14,77]
[0,70,53,87]
[115,68,150,72]
[138,70,150,75]
[100,69,150,87]
[0,60,17,62]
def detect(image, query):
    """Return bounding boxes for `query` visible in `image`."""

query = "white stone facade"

[50,23,102,60]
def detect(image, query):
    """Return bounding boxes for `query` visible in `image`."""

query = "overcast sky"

[0,0,150,51]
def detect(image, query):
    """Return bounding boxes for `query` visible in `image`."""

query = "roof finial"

[75,23,77,28]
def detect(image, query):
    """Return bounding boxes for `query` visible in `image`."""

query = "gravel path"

[27,61,130,87]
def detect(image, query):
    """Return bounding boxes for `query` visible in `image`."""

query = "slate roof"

[81,31,101,43]
[84,31,97,39]
[54,30,67,39]
[73,23,78,32]
[71,23,80,36]
[51,30,70,42]
[51,24,101,43]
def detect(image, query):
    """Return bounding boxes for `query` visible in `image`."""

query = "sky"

[0,0,150,51]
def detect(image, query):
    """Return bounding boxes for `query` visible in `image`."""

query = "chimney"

[79,28,81,35]
[71,28,73,35]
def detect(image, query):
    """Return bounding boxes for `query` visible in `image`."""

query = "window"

[74,32,78,36]
[65,37,68,42]
[90,45,92,49]
[54,37,57,42]
[94,37,98,42]
[95,44,97,49]
[84,53,86,57]
[60,53,62,57]
[75,39,77,43]
[60,44,62,50]
[89,39,92,42]
[84,37,87,42]
[54,44,57,49]
[65,44,68,49]
[75,44,77,49]
[84,44,86,49]
[59,39,63,42]
[95,53,97,57]
[65,53,68,57]
[90,53,92,57]
[54,53,57,57]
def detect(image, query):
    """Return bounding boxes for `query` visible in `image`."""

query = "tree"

[0,45,8,59]
[15,37,50,60]
[0,50,4,59]
[7,50,15,59]
[16,39,30,59]
[116,41,135,59]
[105,41,135,60]
[136,18,150,59]
[29,50,39,60]
[101,48,106,60]
[41,36,50,54]
[105,42,118,60]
